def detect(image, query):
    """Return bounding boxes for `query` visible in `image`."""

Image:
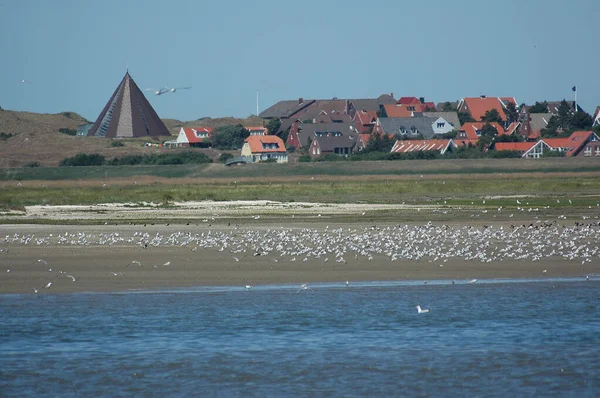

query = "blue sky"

[1,0,598,121]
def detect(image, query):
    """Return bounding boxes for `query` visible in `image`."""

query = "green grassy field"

[2,158,600,181]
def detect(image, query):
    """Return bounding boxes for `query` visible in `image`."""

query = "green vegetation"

[2,176,600,209]
[481,109,503,124]
[23,161,41,168]
[58,152,213,167]
[458,111,474,125]
[541,100,593,137]
[529,101,549,113]
[111,140,125,147]
[58,128,77,136]
[211,125,250,150]
[0,132,15,140]
[219,153,234,163]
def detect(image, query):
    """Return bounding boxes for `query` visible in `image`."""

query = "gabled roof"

[350,94,396,112]
[505,122,520,135]
[295,122,356,148]
[313,132,358,152]
[494,142,536,152]
[391,139,453,154]
[457,122,506,140]
[397,97,421,105]
[593,106,600,126]
[529,113,553,137]
[355,109,378,125]
[183,127,213,143]
[542,131,596,156]
[422,112,460,130]
[381,104,415,118]
[377,117,437,139]
[244,135,286,153]
[259,99,316,119]
[460,96,516,121]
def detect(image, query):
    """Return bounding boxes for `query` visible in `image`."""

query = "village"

[79,72,600,165]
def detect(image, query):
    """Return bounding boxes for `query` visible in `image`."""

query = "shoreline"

[2,220,598,294]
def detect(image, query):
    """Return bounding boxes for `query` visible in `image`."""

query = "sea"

[1,278,598,397]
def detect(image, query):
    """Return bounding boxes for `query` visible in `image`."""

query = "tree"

[458,111,474,125]
[211,124,250,150]
[364,132,393,153]
[476,123,499,151]
[529,101,549,113]
[504,102,519,124]
[266,118,281,135]
[481,109,503,124]
[570,111,593,130]
[440,102,455,112]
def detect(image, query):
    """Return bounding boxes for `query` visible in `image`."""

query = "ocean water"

[1,279,599,397]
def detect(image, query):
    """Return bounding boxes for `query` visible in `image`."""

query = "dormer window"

[410,126,418,134]
[437,122,445,128]
[475,129,482,137]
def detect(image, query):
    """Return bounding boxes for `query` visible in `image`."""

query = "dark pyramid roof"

[87,72,170,138]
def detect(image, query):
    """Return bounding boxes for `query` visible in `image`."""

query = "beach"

[1,204,598,294]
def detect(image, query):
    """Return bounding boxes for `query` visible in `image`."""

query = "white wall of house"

[431,117,455,135]
[175,128,190,145]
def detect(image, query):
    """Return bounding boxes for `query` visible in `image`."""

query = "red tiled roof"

[462,97,516,121]
[397,97,421,105]
[457,122,505,140]
[244,135,286,153]
[495,142,536,152]
[382,104,418,118]
[355,110,378,125]
[183,127,213,143]
[391,139,452,153]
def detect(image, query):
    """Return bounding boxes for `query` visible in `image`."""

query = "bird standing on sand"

[297,283,309,293]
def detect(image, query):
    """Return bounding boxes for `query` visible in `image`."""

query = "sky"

[1,0,599,122]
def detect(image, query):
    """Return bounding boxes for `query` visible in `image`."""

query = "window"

[584,147,592,156]
[407,106,415,111]
[595,146,600,156]
[437,122,445,128]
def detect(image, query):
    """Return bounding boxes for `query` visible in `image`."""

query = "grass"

[2,176,600,209]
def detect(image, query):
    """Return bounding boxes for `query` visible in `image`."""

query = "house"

[456,122,508,140]
[165,127,213,147]
[494,142,538,157]
[544,131,600,157]
[260,94,395,121]
[347,94,396,117]
[309,131,358,158]
[373,115,455,139]
[380,97,436,118]
[353,109,379,133]
[457,96,517,122]
[312,111,353,124]
[286,122,355,149]
[421,112,461,132]
[518,113,553,140]
[355,132,396,152]
[241,135,288,163]
[245,126,268,136]
[592,106,600,127]
[391,139,456,155]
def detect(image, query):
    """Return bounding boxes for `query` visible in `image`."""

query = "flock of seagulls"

[145,86,191,96]
[2,219,598,298]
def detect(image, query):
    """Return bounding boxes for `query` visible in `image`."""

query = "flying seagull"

[168,86,192,93]
[145,87,169,96]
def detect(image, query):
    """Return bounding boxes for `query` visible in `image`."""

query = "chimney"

[390,92,394,98]
[419,97,425,104]
[480,95,487,99]
[298,98,304,104]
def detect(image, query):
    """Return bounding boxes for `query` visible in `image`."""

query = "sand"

[1,217,598,294]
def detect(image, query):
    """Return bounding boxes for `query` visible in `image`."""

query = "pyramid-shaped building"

[87,72,171,138]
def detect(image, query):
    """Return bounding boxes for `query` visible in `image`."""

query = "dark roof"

[314,132,358,152]
[297,122,355,147]
[259,99,316,119]
[350,94,396,112]
[87,72,170,138]
[378,117,437,139]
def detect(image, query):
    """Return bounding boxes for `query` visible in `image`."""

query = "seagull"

[110,272,124,276]
[44,282,52,289]
[163,261,171,267]
[416,305,429,314]
[21,79,32,84]
[469,279,477,284]
[297,283,309,293]
[64,274,76,282]
[127,260,142,267]
[346,280,349,286]
[245,285,253,290]
[33,287,39,294]
[37,259,47,265]
[145,87,169,96]
[542,269,547,274]
[168,86,192,93]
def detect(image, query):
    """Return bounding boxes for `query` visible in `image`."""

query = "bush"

[0,132,15,141]
[108,151,213,166]
[260,158,277,163]
[488,150,523,158]
[287,146,296,153]
[298,155,311,162]
[58,128,77,136]
[111,140,125,147]
[211,125,250,150]
[24,161,41,168]
[219,153,234,163]
[60,153,106,166]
